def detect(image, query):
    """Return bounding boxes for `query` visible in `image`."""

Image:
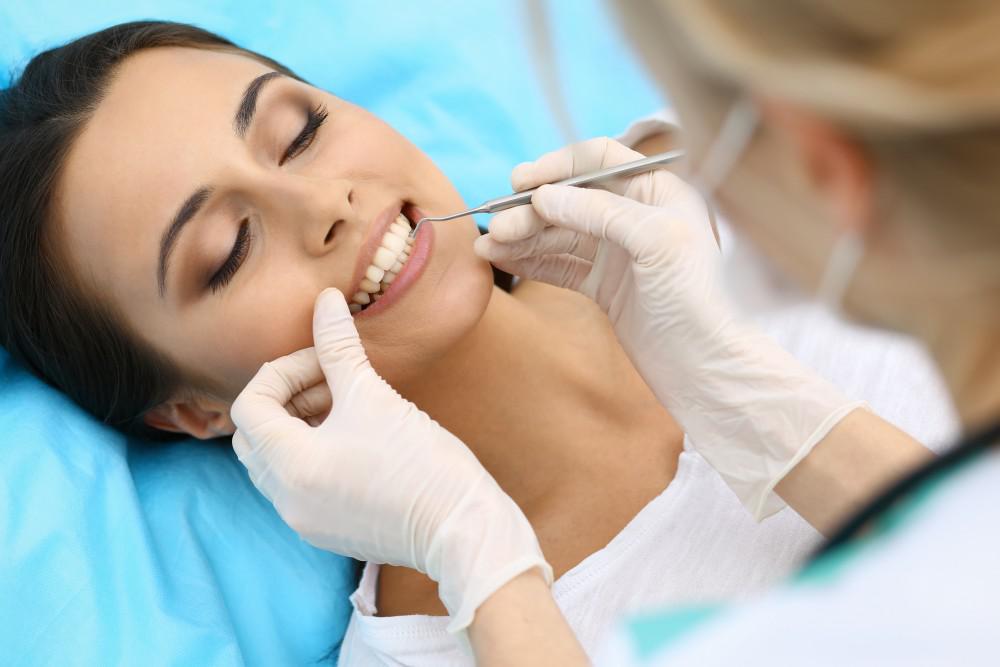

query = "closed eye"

[208,219,252,293]
[280,103,328,165]
[205,103,327,295]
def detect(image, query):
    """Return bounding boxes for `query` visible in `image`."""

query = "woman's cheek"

[210,291,316,395]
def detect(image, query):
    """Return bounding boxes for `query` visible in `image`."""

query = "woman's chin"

[406,245,495,343]
[358,229,495,385]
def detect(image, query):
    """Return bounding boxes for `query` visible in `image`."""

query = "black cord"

[811,417,1000,561]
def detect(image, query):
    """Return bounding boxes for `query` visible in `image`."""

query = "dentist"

[231,1,1000,664]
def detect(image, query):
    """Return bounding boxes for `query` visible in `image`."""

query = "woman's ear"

[143,395,236,439]
[757,98,875,236]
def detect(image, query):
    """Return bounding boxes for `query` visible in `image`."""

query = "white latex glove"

[475,138,864,519]
[230,288,551,633]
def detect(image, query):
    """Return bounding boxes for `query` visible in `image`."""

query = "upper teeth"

[350,214,415,312]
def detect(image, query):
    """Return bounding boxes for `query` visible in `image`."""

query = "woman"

[0,20,909,665]
[232,0,1000,665]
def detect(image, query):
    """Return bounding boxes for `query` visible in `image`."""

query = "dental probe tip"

[409,206,489,238]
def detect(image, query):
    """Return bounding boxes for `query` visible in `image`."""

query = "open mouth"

[349,206,417,314]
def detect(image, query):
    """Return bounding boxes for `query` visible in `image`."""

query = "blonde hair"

[615,0,1000,255]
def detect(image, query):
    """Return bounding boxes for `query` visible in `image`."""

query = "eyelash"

[208,219,252,293]
[279,103,329,166]
[207,103,329,293]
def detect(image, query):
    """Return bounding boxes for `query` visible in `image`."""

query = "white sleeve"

[596,452,1000,666]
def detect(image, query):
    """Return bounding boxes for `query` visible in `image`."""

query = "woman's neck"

[397,283,681,517]
[375,283,681,612]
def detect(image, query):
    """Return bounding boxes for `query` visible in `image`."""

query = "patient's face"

[56,47,493,416]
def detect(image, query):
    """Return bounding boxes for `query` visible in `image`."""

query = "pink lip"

[348,201,403,303]
[355,204,434,319]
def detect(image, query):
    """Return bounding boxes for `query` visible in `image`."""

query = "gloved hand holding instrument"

[474,137,865,520]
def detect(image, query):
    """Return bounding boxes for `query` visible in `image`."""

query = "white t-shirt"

[339,450,821,667]
[336,114,959,666]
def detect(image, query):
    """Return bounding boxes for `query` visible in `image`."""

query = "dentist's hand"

[230,288,551,633]
[475,138,862,519]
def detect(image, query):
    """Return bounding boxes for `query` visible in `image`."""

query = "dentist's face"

[56,47,493,404]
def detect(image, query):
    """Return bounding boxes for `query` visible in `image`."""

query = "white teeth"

[366,265,385,282]
[349,213,417,313]
[372,247,396,271]
[381,232,406,254]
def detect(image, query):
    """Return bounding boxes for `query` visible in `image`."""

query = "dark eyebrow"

[157,72,284,297]
[158,186,212,297]
[233,71,284,138]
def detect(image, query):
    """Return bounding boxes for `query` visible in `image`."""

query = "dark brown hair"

[0,21,301,438]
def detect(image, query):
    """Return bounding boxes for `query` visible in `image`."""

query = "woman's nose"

[295,178,355,257]
[314,211,347,254]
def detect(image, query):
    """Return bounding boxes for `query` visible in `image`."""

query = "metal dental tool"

[409,148,686,238]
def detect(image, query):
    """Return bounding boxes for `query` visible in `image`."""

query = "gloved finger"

[487,254,592,291]
[286,380,333,423]
[312,288,374,400]
[232,429,278,500]
[486,205,548,243]
[232,424,309,508]
[475,227,597,263]
[511,138,644,194]
[530,184,665,260]
[230,348,322,439]
[230,354,315,497]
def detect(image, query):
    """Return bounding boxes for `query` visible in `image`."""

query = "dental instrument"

[409,148,686,237]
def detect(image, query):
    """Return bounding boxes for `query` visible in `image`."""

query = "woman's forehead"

[66,46,273,207]
[55,47,272,292]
